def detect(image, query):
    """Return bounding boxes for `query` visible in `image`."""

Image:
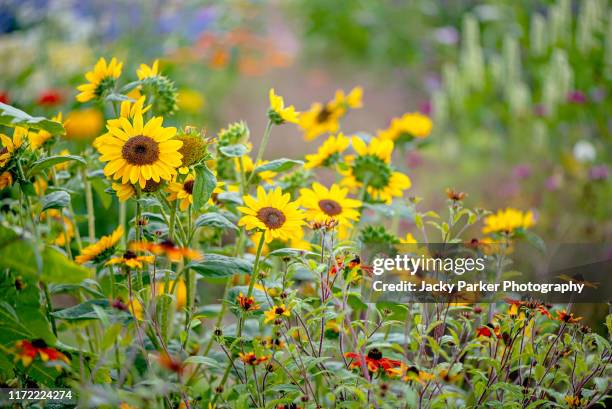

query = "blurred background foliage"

[0,0,610,241]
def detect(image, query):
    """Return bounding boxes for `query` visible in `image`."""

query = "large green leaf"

[41,190,71,211]
[0,225,90,283]
[193,164,217,210]
[219,144,249,158]
[195,213,237,231]
[254,158,303,174]
[51,299,111,321]
[0,102,64,134]
[28,155,86,178]
[188,254,252,278]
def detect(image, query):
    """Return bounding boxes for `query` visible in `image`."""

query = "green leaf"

[216,191,242,205]
[105,93,132,102]
[0,102,64,134]
[192,164,217,210]
[183,355,222,369]
[219,144,249,158]
[28,155,86,178]
[41,246,91,284]
[51,300,110,321]
[266,247,318,259]
[254,158,303,174]
[41,191,71,211]
[188,254,252,278]
[194,213,237,231]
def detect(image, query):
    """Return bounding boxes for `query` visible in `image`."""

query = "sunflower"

[130,239,202,262]
[75,226,123,264]
[112,183,136,202]
[95,111,183,189]
[238,186,305,244]
[345,348,401,375]
[299,183,361,227]
[299,87,362,141]
[167,173,195,211]
[263,303,291,323]
[377,112,432,142]
[76,57,123,102]
[29,112,63,150]
[106,250,155,269]
[236,292,260,312]
[340,137,411,204]
[0,127,26,168]
[137,60,159,80]
[304,133,350,169]
[268,89,299,124]
[482,208,535,234]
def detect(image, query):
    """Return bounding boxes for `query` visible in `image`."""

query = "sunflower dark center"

[318,199,342,216]
[316,106,333,123]
[122,135,160,165]
[31,338,48,348]
[367,348,382,360]
[123,250,137,259]
[160,239,176,249]
[275,307,285,315]
[0,147,7,155]
[256,207,286,229]
[183,180,194,194]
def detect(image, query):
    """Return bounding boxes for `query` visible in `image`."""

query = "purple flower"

[419,101,432,116]
[567,90,587,104]
[588,165,609,181]
[512,164,531,180]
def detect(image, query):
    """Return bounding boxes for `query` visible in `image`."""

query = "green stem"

[246,120,273,185]
[82,168,96,243]
[246,233,266,299]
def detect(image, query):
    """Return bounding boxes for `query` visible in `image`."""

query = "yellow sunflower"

[377,112,433,142]
[137,60,159,80]
[482,208,535,234]
[75,226,123,264]
[29,113,63,150]
[106,250,155,269]
[0,127,26,167]
[268,89,299,124]
[0,171,12,189]
[340,136,411,204]
[95,111,183,189]
[238,186,305,243]
[304,133,350,169]
[299,87,362,141]
[76,57,123,102]
[263,304,291,324]
[167,173,195,211]
[299,183,361,227]
[95,97,150,151]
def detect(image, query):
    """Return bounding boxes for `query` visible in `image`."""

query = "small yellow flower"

[75,226,123,264]
[112,183,136,202]
[106,250,155,269]
[268,88,299,124]
[304,133,350,169]
[156,279,187,309]
[299,87,362,141]
[482,208,535,234]
[137,59,159,80]
[167,173,195,211]
[0,171,13,189]
[299,182,361,226]
[76,57,123,102]
[263,304,291,323]
[239,352,270,366]
[238,186,305,244]
[377,112,432,142]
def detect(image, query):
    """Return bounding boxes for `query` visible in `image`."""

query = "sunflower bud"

[218,121,249,146]
[176,130,209,167]
[140,75,178,115]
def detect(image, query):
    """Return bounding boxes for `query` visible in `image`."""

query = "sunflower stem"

[82,167,96,243]
[247,120,272,185]
[246,233,266,299]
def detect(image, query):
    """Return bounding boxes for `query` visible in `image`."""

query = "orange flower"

[106,250,155,269]
[239,352,270,366]
[390,363,435,384]
[236,292,260,312]
[476,324,500,338]
[14,339,69,368]
[555,309,582,324]
[158,352,184,374]
[130,240,202,262]
[345,348,401,375]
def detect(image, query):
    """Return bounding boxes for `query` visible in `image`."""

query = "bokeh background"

[1,0,610,242]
